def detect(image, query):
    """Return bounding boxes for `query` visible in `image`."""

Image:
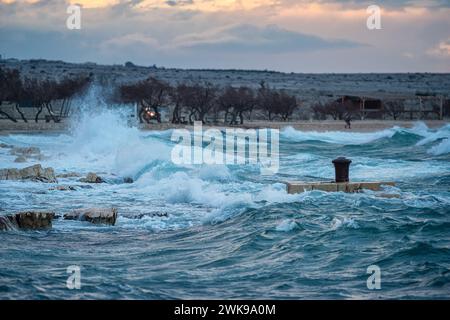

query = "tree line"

[2,67,447,124]
[311,98,447,121]
[0,67,90,122]
[118,78,299,124]
[119,77,448,124]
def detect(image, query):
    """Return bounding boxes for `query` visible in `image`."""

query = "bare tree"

[169,83,190,124]
[311,103,327,120]
[310,100,358,121]
[218,86,256,125]
[54,76,90,120]
[256,82,276,120]
[0,67,90,123]
[20,76,90,123]
[272,90,298,121]
[21,78,44,122]
[182,82,218,124]
[120,77,170,123]
[0,67,21,122]
[342,100,360,121]
[326,101,345,120]
[444,99,450,118]
[383,100,405,120]
[256,83,298,121]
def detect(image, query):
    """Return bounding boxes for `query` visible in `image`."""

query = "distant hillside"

[1,58,449,107]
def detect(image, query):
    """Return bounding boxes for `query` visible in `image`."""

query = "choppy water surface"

[1,113,449,299]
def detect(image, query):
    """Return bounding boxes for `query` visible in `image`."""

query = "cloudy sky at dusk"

[0,0,449,72]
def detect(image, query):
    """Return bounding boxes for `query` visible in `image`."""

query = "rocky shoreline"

[1,119,448,134]
[0,143,123,231]
[0,208,118,231]
[0,164,57,182]
[0,166,120,230]
[1,122,447,232]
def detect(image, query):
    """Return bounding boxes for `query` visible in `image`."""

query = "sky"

[0,0,449,72]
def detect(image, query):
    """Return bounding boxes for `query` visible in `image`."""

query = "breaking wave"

[281,122,450,155]
[428,138,450,155]
[1,101,450,299]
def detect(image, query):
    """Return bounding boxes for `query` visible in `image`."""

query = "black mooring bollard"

[332,157,352,183]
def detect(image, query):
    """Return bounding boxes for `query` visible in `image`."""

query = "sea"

[1,105,449,299]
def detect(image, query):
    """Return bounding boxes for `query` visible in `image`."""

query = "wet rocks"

[14,211,55,229]
[79,172,104,183]
[49,185,77,191]
[1,208,119,231]
[10,146,41,156]
[9,146,48,161]
[0,143,13,148]
[123,177,134,184]
[77,185,93,189]
[0,164,57,183]
[56,172,81,178]
[64,208,118,225]
[14,156,27,163]
[0,211,55,231]
[129,212,168,219]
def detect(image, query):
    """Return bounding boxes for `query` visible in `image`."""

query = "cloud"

[0,0,448,72]
[100,33,160,49]
[279,0,450,9]
[0,26,94,61]
[427,39,450,57]
[165,0,194,7]
[172,24,363,53]
[135,0,276,11]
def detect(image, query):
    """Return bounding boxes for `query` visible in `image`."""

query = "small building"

[336,95,384,119]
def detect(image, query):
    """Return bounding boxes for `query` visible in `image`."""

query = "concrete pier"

[286,181,396,194]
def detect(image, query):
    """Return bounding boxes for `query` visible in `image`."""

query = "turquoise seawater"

[1,114,449,299]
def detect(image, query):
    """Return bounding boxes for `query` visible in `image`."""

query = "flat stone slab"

[64,208,118,225]
[0,211,55,231]
[49,185,77,191]
[56,172,81,178]
[79,172,104,183]
[0,164,57,183]
[286,181,396,194]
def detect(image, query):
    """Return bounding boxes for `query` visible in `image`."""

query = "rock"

[21,165,56,182]
[151,212,168,218]
[10,146,41,156]
[49,185,77,191]
[123,177,133,183]
[79,172,104,183]
[14,156,27,163]
[0,211,55,231]
[1,164,56,182]
[14,211,55,229]
[56,172,81,178]
[77,185,93,189]
[0,164,57,183]
[64,208,118,225]
[128,212,168,219]
[0,168,18,180]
